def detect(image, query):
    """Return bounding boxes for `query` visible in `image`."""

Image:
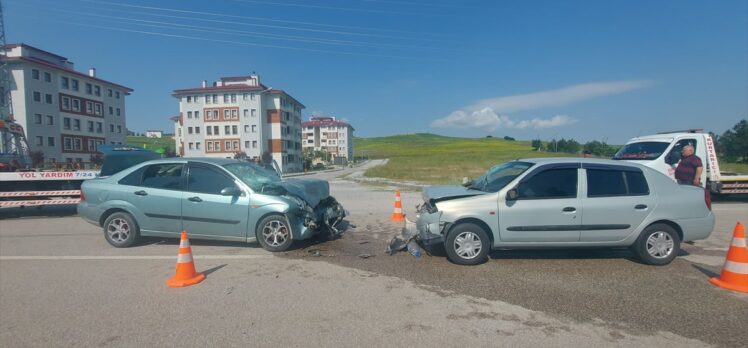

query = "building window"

[32,69,40,79]
[224,125,230,134]
[86,101,93,114]
[115,91,120,99]
[73,119,81,131]
[195,126,200,134]
[245,141,249,149]
[188,127,193,134]
[35,136,43,146]
[116,108,121,116]
[87,139,96,151]
[189,142,194,150]
[61,96,70,110]
[74,138,82,151]
[213,110,219,118]
[97,122,102,133]
[45,94,53,104]
[195,142,201,150]
[94,104,102,116]
[213,126,219,135]
[63,117,71,130]
[186,96,192,103]
[44,72,51,82]
[233,141,239,150]
[117,125,122,133]
[252,140,257,148]
[72,79,79,91]
[212,95,217,103]
[252,125,257,133]
[187,111,192,119]
[223,94,229,103]
[224,109,230,119]
[251,109,257,117]
[108,106,113,115]
[244,125,249,133]
[207,142,213,151]
[231,94,237,103]
[206,127,212,135]
[61,77,69,89]
[250,93,256,101]
[232,125,237,135]
[231,109,238,119]
[34,114,42,124]
[85,83,92,95]
[205,94,211,104]
[215,141,221,152]
[48,137,55,147]
[33,91,41,102]
[243,109,248,117]
[87,121,94,132]
[64,137,72,150]
[46,115,54,125]
[243,93,248,101]
[110,124,114,133]
[108,89,113,97]
[225,141,231,151]
[194,111,199,118]
[72,99,80,111]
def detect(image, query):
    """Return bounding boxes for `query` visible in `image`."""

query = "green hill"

[354,133,563,184]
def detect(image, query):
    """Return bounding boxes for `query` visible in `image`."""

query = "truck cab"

[613,130,747,195]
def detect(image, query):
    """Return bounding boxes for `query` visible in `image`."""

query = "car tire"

[632,223,680,265]
[256,215,293,252]
[103,212,140,248]
[445,223,490,265]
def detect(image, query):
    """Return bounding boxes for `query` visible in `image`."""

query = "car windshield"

[223,162,282,192]
[612,141,670,160]
[471,161,534,192]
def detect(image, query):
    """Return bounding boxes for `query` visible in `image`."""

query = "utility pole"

[0,0,31,167]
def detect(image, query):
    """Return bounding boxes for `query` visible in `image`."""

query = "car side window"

[187,165,236,195]
[118,166,147,186]
[141,163,184,190]
[587,169,649,197]
[517,168,577,199]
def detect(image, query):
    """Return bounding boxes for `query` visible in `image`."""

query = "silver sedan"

[411,158,715,265]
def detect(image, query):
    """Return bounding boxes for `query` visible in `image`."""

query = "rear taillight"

[704,188,711,211]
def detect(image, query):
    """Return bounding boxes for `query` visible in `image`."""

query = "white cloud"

[431,80,653,131]
[431,108,577,131]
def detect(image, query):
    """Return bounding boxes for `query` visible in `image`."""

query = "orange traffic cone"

[391,189,404,222]
[167,231,206,288]
[709,222,748,293]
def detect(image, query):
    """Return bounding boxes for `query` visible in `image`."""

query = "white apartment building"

[3,43,131,164]
[301,116,354,164]
[172,74,304,172]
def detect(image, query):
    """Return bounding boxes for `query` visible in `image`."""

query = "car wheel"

[103,212,140,248]
[256,215,293,252]
[632,223,680,265]
[445,223,490,265]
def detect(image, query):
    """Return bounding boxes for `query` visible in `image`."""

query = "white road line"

[0,255,272,261]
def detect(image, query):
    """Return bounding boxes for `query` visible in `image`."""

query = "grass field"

[127,136,175,152]
[720,162,748,174]
[354,133,563,184]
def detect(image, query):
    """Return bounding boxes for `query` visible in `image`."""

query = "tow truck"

[614,129,748,195]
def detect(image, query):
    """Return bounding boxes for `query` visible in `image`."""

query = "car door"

[580,164,655,242]
[121,162,185,235]
[181,162,250,240]
[498,163,582,243]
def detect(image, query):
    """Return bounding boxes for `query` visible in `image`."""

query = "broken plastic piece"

[407,240,421,258]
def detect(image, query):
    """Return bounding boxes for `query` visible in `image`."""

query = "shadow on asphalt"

[202,264,228,276]
[0,205,78,220]
[692,264,719,278]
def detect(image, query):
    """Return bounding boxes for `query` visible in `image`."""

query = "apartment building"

[172,74,304,172]
[301,116,354,164]
[3,43,131,164]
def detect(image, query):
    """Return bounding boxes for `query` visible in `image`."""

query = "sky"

[5,0,747,143]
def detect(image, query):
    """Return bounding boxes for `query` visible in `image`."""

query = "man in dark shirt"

[675,144,703,186]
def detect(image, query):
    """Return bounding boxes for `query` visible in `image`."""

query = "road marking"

[0,255,272,261]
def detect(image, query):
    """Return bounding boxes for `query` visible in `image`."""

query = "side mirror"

[461,177,473,187]
[220,187,241,196]
[506,188,519,200]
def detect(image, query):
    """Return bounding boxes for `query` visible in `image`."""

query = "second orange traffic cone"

[391,189,404,222]
[709,222,748,293]
[167,231,206,288]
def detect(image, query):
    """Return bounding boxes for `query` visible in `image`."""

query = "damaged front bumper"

[289,196,347,240]
[403,208,445,246]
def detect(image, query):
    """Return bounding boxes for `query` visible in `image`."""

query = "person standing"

[675,144,703,186]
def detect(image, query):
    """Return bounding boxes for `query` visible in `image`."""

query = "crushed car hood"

[282,179,330,207]
[422,185,485,203]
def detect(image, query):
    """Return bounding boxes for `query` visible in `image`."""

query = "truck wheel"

[256,215,293,252]
[445,223,490,265]
[632,223,680,265]
[103,212,140,248]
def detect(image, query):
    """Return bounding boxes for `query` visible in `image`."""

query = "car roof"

[516,157,650,170]
[141,157,243,166]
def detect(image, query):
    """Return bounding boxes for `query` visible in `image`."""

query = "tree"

[503,136,515,141]
[718,119,747,162]
[531,139,543,151]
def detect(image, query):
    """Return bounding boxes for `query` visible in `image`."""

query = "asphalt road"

[1,162,746,347]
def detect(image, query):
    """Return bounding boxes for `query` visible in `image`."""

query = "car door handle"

[188,196,203,203]
[562,207,576,212]
[134,190,147,196]
[635,204,648,210]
